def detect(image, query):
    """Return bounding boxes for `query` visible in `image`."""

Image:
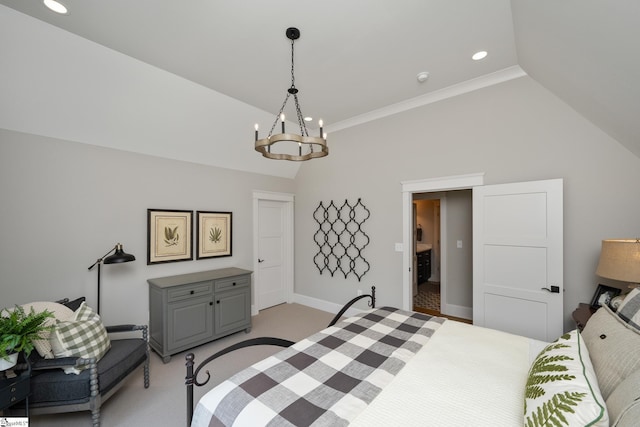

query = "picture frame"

[590,283,621,308]
[147,209,193,264]
[196,211,232,259]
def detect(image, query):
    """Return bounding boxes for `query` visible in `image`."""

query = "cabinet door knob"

[216,300,220,304]
[190,290,194,294]
[209,301,213,306]
[232,282,236,286]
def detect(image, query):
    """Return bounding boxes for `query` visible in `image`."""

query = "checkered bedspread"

[191,307,445,427]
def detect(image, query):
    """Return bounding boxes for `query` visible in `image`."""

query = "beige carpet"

[25,303,334,427]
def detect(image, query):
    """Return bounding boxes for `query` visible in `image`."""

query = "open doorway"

[412,195,442,314]
[401,174,482,320]
[411,191,473,320]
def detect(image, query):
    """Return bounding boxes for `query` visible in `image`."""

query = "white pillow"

[50,302,111,374]
[524,329,608,426]
[20,301,74,358]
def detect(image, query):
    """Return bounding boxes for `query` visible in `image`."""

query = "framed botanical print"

[147,209,193,264]
[196,211,232,259]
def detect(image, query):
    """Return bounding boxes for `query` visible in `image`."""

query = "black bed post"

[185,353,195,425]
[371,285,376,308]
[327,285,377,327]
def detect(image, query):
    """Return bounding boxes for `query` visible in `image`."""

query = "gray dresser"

[147,267,252,363]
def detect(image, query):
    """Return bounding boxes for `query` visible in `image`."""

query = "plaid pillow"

[617,288,640,331]
[50,302,111,374]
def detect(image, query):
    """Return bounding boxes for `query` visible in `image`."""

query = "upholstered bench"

[5,298,150,426]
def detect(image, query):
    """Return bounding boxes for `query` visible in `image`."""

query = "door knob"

[541,285,560,293]
[258,259,264,263]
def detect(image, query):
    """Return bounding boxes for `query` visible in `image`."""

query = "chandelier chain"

[269,93,291,137]
[290,37,296,91]
[293,94,308,137]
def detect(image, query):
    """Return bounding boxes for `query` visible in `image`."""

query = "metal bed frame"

[184,286,376,425]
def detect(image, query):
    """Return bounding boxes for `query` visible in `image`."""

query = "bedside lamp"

[595,239,640,309]
[88,243,135,314]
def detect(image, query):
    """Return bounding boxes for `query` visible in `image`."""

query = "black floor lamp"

[87,243,135,314]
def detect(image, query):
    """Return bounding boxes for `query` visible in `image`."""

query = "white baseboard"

[251,296,348,318]
[442,303,472,320]
[292,293,368,318]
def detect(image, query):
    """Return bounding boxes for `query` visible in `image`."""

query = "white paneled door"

[254,193,293,311]
[473,179,563,342]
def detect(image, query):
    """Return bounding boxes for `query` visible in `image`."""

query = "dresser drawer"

[214,276,249,292]
[168,281,212,302]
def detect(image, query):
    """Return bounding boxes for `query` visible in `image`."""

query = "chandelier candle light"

[254,27,328,161]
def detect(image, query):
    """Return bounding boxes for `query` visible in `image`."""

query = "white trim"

[401,173,485,193]
[401,173,484,312]
[442,303,473,320]
[328,66,526,133]
[293,293,369,319]
[252,191,294,316]
[252,190,295,203]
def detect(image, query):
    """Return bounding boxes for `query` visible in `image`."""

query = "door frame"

[252,191,294,315]
[401,173,484,312]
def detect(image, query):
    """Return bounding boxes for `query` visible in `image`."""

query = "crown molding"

[328,66,527,133]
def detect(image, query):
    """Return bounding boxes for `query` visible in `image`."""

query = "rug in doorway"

[414,281,440,312]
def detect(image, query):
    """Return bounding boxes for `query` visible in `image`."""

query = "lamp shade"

[595,239,640,283]
[104,243,135,264]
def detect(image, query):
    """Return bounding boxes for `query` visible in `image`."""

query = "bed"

[185,287,640,426]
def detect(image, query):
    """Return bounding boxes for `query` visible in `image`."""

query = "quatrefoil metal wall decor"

[313,198,370,281]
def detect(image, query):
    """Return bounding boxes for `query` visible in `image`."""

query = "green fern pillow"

[524,329,608,427]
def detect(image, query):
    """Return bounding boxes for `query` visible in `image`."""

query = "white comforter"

[192,314,548,427]
[351,320,546,426]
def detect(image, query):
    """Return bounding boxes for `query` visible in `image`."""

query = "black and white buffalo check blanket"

[191,307,445,427]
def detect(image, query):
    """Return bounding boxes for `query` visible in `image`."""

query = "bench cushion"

[28,338,147,407]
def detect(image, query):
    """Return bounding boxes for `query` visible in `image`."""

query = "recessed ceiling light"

[472,51,488,61]
[304,116,313,122]
[44,0,68,15]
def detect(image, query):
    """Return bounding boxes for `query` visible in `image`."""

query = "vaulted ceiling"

[2,0,639,158]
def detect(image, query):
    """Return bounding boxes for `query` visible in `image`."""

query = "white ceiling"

[2,0,639,157]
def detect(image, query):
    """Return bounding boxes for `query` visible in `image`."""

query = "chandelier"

[254,27,328,161]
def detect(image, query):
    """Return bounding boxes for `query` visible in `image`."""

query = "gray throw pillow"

[606,368,640,427]
[581,305,640,399]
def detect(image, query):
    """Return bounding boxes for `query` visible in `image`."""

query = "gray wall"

[0,129,295,325]
[443,190,472,310]
[294,76,640,332]
[2,72,640,334]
